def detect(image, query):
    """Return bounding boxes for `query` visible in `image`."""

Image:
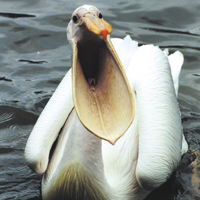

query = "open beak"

[70,13,134,144]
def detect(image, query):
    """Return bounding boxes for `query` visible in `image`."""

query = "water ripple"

[0,1,200,200]
[0,12,36,19]
[0,112,14,124]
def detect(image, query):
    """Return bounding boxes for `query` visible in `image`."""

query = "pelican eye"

[72,15,79,23]
[99,13,103,19]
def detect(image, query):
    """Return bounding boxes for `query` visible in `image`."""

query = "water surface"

[0,0,200,199]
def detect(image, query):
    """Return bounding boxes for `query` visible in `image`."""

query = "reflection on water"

[0,1,200,199]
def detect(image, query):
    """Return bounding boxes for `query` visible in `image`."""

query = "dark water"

[0,0,200,199]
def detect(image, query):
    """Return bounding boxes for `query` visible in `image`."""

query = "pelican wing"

[125,43,186,190]
[168,51,184,97]
[25,69,73,174]
[111,35,138,71]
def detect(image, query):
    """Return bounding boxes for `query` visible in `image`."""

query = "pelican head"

[67,5,134,144]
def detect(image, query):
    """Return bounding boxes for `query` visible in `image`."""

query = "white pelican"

[25,5,188,200]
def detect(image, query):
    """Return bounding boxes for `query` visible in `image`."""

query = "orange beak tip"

[101,29,108,39]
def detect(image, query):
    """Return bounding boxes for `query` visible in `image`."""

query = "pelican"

[25,5,188,200]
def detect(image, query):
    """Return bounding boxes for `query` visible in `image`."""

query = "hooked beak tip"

[101,29,108,39]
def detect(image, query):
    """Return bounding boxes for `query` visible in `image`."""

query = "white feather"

[111,35,138,70]
[25,69,73,174]
[168,50,184,97]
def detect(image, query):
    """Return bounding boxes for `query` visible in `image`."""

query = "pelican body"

[25,5,188,200]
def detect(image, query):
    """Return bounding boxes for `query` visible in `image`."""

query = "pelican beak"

[70,13,134,144]
[80,13,112,39]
